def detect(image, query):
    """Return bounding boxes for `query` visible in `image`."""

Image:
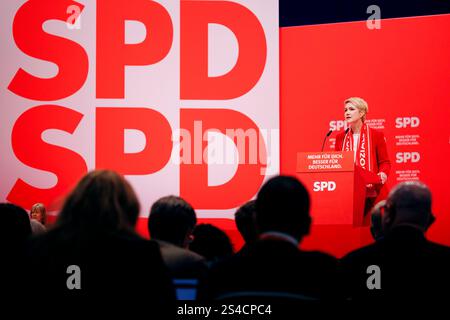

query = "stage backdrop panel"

[0,0,279,233]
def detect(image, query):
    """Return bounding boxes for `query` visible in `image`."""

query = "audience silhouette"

[0,203,31,299]
[23,170,175,312]
[189,223,234,265]
[3,172,450,312]
[148,195,207,280]
[234,200,258,253]
[199,176,339,303]
[341,181,450,305]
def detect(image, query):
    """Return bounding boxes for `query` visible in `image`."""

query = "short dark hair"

[148,196,196,246]
[256,176,311,240]
[0,203,32,243]
[189,224,233,262]
[234,200,258,244]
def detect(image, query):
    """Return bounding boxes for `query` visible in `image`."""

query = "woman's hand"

[377,172,387,184]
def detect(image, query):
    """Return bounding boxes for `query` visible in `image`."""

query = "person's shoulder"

[341,242,381,265]
[368,127,386,139]
[100,231,163,261]
[207,246,250,276]
[128,236,162,255]
[426,240,450,257]
[335,130,346,139]
[26,227,65,253]
[30,219,46,234]
[334,130,346,149]
[301,250,336,260]
[299,250,338,268]
[158,240,206,263]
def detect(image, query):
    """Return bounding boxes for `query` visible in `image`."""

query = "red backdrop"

[281,14,450,256]
[27,11,450,258]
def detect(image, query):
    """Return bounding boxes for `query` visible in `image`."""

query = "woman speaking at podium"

[335,97,391,222]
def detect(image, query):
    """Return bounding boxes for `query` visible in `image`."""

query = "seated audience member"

[234,200,258,252]
[148,196,207,280]
[341,181,450,304]
[30,203,47,226]
[24,170,175,311]
[189,224,234,265]
[0,203,32,298]
[0,203,32,247]
[201,176,339,302]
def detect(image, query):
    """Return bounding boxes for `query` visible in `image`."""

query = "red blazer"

[335,127,391,199]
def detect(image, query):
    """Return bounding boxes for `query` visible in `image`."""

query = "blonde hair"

[345,97,368,122]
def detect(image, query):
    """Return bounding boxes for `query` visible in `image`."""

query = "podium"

[296,152,381,227]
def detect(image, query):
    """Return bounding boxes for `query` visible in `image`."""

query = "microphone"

[321,129,333,152]
[345,127,350,134]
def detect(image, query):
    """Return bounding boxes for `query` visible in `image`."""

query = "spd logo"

[396,152,420,163]
[395,117,420,128]
[313,181,336,192]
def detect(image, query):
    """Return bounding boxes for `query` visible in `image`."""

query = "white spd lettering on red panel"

[329,120,347,131]
[395,117,420,128]
[313,181,337,192]
[396,152,421,163]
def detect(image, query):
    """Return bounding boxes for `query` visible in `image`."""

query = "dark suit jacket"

[24,228,175,313]
[340,226,450,304]
[156,240,208,279]
[200,238,339,302]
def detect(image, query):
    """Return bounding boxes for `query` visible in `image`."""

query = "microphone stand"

[321,130,333,152]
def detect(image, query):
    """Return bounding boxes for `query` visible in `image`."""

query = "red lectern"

[296,151,381,226]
